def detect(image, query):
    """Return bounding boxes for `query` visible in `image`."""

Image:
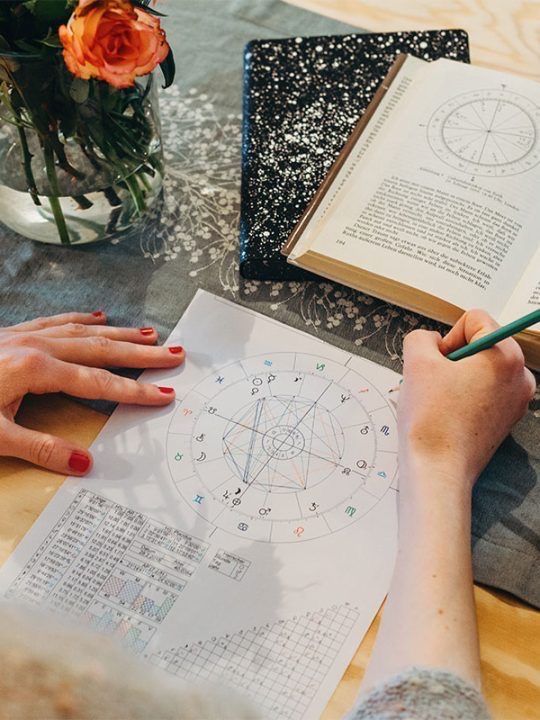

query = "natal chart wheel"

[166,352,397,543]
[427,88,540,177]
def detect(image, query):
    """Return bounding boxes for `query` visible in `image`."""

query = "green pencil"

[447,308,540,361]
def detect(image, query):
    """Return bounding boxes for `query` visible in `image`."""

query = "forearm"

[360,456,481,693]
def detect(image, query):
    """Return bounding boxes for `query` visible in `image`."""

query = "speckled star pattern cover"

[240,29,470,280]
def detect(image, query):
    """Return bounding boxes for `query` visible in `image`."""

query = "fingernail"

[69,451,91,473]
[168,346,183,355]
[92,310,104,318]
[159,386,175,394]
[140,327,154,336]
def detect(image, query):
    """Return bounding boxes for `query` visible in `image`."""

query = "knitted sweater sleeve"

[346,668,491,720]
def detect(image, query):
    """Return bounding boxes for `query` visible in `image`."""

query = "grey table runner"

[0,0,538,607]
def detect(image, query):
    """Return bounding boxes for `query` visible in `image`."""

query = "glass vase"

[0,71,163,246]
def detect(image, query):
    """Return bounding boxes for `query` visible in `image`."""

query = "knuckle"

[403,329,424,347]
[90,335,111,352]
[11,332,38,349]
[94,368,114,394]
[32,317,50,331]
[30,435,57,467]
[65,323,87,337]
[21,348,47,373]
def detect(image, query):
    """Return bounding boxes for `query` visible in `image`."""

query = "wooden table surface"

[1,1,539,718]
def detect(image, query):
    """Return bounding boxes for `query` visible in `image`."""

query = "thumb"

[0,419,93,476]
[440,309,500,355]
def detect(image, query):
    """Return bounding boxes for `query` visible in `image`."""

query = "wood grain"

[287,0,540,80]
[0,2,539,718]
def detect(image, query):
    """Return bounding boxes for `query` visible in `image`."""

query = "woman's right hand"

[0,311,185,476]
[398,309,536,490]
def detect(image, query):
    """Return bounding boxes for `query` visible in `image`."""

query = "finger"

[39,337,184,369]
[6,311,107,333]
[30,355,177,405]
[525,368,537,400]
[0,419,93,476]
[31,323,159,345]
[402,329,443,366]
[440,310,499,354]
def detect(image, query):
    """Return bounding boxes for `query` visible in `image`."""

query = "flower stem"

[16,121,41,206]
[124,171,146,215]
[43,142,71,245]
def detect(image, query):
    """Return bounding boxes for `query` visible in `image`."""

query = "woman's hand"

[360,309,536,696]
[398,309,536,490]
[0,311,185,476]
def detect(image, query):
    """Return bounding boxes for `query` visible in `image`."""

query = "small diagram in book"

[427,87,540,177]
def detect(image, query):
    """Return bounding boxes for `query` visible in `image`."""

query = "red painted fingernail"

[92,310,104,318]
[68,451,91,473]
[140,327,154,336]
[159,386,175,394]
[168,346,183,355]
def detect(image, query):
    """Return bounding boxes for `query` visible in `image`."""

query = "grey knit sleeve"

[346,667,491,720]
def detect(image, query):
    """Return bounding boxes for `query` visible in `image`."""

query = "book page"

[0,290,399,720]
[499,242,540,331]
[294,57,540,318]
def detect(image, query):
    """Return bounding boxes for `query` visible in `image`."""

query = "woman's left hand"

[0,310,185,476]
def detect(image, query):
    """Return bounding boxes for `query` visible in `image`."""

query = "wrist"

[398,449,475,506]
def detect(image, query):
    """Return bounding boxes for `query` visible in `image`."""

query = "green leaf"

[70,77,89,104]
[159,48,175,89]
[40,32,62,49]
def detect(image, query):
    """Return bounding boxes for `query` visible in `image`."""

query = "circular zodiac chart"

[166,353,397,543]
[427,88,540,177]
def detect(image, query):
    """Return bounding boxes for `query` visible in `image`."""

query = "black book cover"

[240,29,470,280]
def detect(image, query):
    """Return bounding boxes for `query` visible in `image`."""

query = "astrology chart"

[427,88,540,177]
[167,353,396,544]
[0,291,399,719]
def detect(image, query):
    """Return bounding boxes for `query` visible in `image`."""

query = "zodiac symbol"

[234,488,242,495]
[222,491,230,500]
[182,408,192,416]
[232,498,241,506]
[293,375,302,382]
[238,523,248,532]
[345,506,357,517]
[381,425,390,436]
[377,471,387,479]
[259,507,271,516]
[356,459,367,470]
[251,387,259,395]
[196,451,206,462]
[208,406,217,414]
[360,425,369,435]
[216,376,224,384]
[195,433,205,442]
[193,495,204,505]
[342,467,351,476]
[340,394,351,404]
[293,527,304,537]
[316,362,325,371]
[309,502,319,512]
[174,452,183,461]
[264,360,273,367]
[252,377,263,386]
[267,373,276,383]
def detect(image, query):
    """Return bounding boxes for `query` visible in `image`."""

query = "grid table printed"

[151,603,359,720]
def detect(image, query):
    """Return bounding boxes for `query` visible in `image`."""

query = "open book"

[282,55,540,368]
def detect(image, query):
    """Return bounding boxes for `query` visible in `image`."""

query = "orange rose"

[59,0,170,89]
